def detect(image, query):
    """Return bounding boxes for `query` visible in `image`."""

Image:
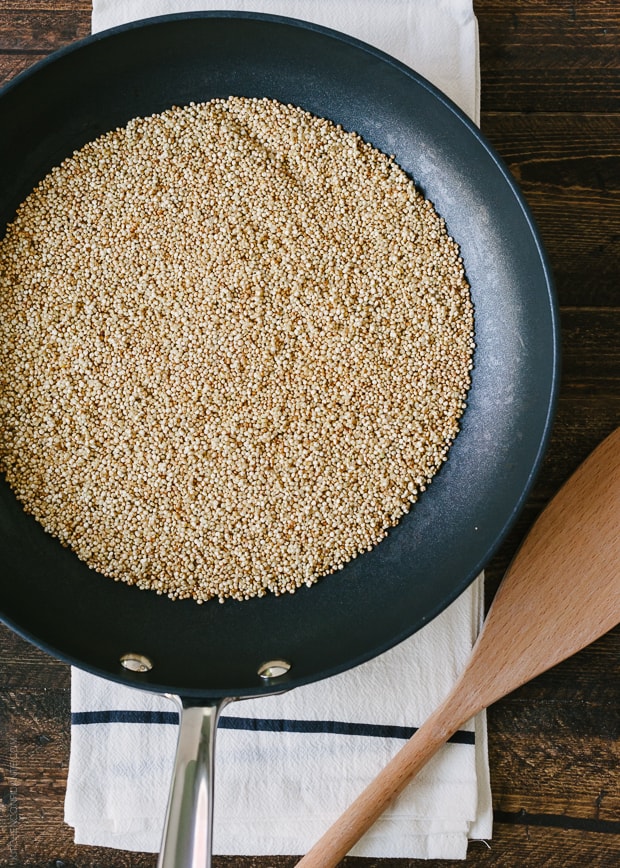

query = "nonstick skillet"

[0,12,559,865]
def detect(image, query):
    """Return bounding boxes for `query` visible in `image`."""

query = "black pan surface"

[0,13,559,699]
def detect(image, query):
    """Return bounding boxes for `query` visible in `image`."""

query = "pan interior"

[0,13,558,698]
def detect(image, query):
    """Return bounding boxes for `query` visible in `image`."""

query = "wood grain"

[0,4,90,87]
[0,10,90,52]
[481,114,620,307]
[478,2,620,113]
[0,0,619,866]
[489,700,619,818]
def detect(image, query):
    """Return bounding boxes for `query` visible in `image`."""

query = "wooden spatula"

[297,427,620,868]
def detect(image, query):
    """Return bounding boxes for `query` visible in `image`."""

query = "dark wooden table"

[0,2,618,866]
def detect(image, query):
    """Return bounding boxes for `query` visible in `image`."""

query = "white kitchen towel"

[66,577,491,859]
[65,0,490,859]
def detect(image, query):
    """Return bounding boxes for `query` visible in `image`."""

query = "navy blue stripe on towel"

[72,710,179,725]
[71,711,475,746]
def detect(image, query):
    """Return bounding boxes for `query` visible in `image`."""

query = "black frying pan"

[0,12,559,864]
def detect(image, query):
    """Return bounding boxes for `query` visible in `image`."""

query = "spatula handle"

[296,696,472,868]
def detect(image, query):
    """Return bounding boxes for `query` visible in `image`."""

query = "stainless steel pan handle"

[158,698,232,868]
[157,662,290,866]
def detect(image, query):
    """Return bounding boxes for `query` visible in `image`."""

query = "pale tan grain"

[0,97,474,603]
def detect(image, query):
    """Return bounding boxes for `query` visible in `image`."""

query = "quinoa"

[0,96,474,603]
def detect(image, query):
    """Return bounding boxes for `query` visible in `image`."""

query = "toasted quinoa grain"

[0,96,474,603]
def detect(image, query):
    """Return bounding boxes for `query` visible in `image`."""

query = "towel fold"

[65,0,491,859]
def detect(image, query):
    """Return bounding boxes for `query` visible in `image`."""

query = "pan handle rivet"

[120,652,153,673]
[258,659,291,679]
